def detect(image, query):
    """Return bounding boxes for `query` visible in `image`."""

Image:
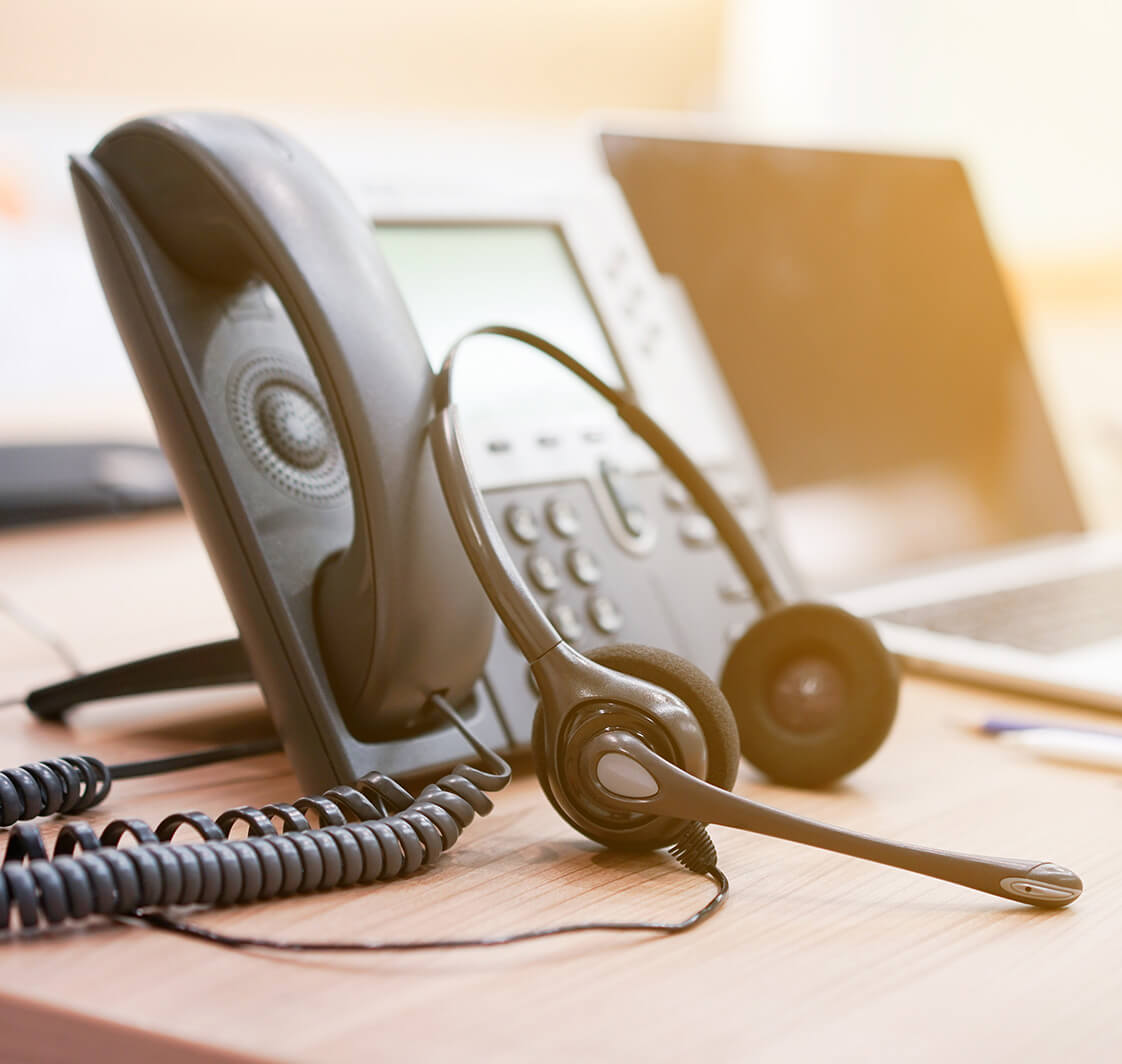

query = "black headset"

[430,324,1082,909]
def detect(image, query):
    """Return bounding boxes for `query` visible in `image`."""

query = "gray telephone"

[32,112,867,793]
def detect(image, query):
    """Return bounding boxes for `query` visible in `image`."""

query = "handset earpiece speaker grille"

[227,353,349,504]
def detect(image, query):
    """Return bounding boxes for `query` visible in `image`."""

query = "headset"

[430,324,1083,909]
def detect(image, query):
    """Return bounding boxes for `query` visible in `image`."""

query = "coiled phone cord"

[0,700,726,947]
[0,739,286,829]
[0,694,511,932]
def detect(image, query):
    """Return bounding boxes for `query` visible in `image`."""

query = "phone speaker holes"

[228,354,349,504]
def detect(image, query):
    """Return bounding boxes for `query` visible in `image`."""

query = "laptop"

[601,129,1122,710]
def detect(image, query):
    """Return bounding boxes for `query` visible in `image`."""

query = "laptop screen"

[601,133,1082,587]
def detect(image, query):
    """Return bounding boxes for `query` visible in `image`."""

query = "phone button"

[621,506,648,538]
[566,547,602,586]
[680,514,717,548]
[663,480,692,511]
[545,498,580,538]
[527,554,561,593]
[726,618,751,644]
[588,594,624,634]
[600,460,649,539]
[718,575,753,603]
[548,603,584,643]
[505,505,540,545]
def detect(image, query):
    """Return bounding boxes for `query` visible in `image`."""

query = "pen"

[980,717,1122,739]
[990,726,1122,772]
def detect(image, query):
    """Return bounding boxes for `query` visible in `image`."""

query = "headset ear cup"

[721,602,899,788]
[582,644,741,792]
[531,643,741,851]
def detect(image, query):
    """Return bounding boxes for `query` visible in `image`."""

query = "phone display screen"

[374,223,624,423]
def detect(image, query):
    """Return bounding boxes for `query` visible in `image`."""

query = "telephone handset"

[69,113,498,789]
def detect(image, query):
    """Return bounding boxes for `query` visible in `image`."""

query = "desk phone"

[52,114,799,790]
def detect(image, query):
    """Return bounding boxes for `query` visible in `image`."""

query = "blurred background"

[2,0,1120,525]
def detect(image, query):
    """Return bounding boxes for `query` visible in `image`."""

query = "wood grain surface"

[0,512,1119,1063]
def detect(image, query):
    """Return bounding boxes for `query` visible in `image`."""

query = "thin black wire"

[0,586,283,776]
[108,737,283,779]
[0,590,83,708]
[128,868,729,953]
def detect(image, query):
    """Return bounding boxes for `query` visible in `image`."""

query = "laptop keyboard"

[875,566,1122,655]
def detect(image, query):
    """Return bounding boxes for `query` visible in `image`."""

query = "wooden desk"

[0,512,1118,1063]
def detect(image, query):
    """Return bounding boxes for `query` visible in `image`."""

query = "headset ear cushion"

[581,643,741,792]
[721,602,899,788]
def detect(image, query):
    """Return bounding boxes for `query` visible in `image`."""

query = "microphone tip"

[1001,862,1083,908]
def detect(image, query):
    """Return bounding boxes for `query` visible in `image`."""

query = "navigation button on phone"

[600,460,652,541]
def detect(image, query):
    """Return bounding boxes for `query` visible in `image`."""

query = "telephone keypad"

[483,468,766,746]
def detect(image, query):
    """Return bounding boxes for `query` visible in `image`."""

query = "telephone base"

[26,638,252,721]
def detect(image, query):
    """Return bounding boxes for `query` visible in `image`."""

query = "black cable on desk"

[0,590,82,708]
[108,738,283,778]
[133,865,729,954]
